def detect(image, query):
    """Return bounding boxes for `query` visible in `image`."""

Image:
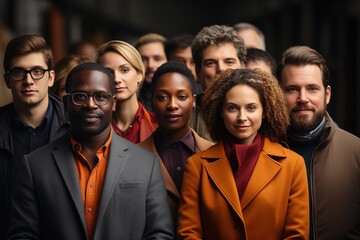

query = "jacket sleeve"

[283,155,310,239]
[142,154,175,239]
[6,155,39,240]
[177,156,203,240]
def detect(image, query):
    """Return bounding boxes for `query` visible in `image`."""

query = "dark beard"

[290,109,326,135]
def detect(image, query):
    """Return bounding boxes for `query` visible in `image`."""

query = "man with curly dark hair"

[178,68,309,239]
[191,24,247,141]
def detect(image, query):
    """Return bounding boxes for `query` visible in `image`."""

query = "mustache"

[291,104,315,112]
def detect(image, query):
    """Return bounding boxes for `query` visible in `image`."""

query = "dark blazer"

[6,132,174,240]
[0,93,70,239]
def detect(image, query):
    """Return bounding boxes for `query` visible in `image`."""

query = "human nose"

[237,109,247,121]
[298,89,309,103]
[83,95,98,108]
[166,97,179,110]
[23,72,34,84]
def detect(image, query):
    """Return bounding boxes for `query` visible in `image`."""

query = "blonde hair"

[95,40,145,79]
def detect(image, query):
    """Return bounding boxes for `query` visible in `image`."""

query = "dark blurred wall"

[1,0,359,136]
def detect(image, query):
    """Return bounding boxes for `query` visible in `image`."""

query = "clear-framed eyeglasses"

[66,92,114,106]
[6,68,50,81]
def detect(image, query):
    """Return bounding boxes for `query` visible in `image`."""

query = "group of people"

[0,22,359,240]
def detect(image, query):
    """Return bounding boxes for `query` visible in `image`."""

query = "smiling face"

[197,42,242,91]
[280,64,331,135]
[6,52,54,107]
[221,84,263,144]
[65,69,115,141]
[97,51,142,102]
[152,72,195,139]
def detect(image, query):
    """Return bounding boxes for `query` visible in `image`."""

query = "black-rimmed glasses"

[66,92,114,106]
[6,68,50,81]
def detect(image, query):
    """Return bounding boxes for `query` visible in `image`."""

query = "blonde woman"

[95,40,158,143]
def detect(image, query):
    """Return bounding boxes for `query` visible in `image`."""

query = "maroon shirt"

[153,129,195,190]
[112,102,144,144]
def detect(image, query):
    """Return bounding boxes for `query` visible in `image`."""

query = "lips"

[164,114,181,122]
[21,89,37,94]
[81,113,100,123]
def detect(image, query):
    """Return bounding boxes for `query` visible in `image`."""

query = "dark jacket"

[300,113,360,240]
[6,132,174,240]
[0,94,70,239]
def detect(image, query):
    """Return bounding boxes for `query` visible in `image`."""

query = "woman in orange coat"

[95,40,158,143]
[177,69,309,240]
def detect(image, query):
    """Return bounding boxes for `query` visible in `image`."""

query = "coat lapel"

[241,138,285,209]
[52,134,87,229]
[140,136,179,198]
[95,134,130,225]
[203,143,244,220]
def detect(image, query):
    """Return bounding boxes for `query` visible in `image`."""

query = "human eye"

[225,59,236,65]
[120,67,130,74]
[11,68,25,79]
[204,60,215,68]
[247,105,257,112]
[308,86,320,93]
[31,68,44,76]
[73,92,87,102]
[227,104,237,112]
[285,86,298,93]
[156,94,169,101]
[94,93,109,102]
[178,95,188,101]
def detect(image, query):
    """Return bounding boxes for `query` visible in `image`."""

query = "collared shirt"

[12,100,54,166]
[112,102,143,144]
[71,130,112,240]
[154,129,195,190]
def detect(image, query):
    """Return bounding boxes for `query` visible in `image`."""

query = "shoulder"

[263,138,304,162]
[111,133,156,159]
[191,129,215,151]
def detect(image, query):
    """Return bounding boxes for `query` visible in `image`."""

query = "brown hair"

[202,68,289,142]
[276,45,330,87]
[3,34,54,71]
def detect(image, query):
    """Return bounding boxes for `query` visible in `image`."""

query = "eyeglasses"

[66,92,114,106]
[6,68,50,81]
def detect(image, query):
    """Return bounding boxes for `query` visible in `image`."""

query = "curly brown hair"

[202,68,289,142]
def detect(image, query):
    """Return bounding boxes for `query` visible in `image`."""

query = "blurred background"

[0,0,359,136]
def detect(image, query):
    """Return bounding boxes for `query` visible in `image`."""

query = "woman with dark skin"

[139,61,213,227]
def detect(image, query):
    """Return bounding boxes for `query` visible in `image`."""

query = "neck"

[288,117,326,141]
[158,125,191,141]
[14,96,49,128]
[113,97,139,131]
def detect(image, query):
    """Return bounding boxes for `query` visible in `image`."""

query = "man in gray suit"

[6,62,174,240]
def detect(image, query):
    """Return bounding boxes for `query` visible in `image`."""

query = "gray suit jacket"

[6,132,174,240]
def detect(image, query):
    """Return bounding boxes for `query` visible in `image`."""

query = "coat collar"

[202,138,284,218]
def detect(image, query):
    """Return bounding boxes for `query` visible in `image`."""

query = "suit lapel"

[52,135,87,229]
[96,134,130,225]
[204,143,244,220]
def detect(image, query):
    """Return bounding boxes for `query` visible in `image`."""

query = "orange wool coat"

[139,129,214,226]
[177,137,309,240]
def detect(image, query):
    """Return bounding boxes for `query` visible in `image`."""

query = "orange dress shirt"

[70,130,112,240]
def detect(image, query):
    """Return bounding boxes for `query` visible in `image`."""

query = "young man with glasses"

[0,34,70,238]
[6,62,174,239]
